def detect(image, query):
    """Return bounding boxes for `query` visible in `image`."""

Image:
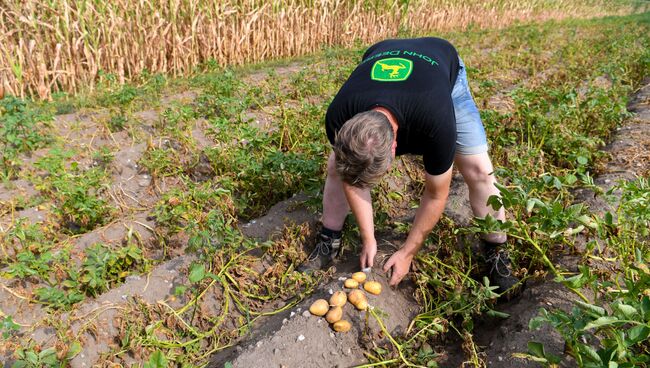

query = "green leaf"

[604,211,614,226]
[640,296,650,316]
[144,350,168,368]
[578,343,602,363]
[67,341,82,359]
[576,300,606,317]
[11,361,27,368]
[486,309,510,319]
[526,199,536,213]
[564,174,578,185]
[528,341,545,357]
[626,325,650,345]
[25,351,38,364]
[577,156,589,165]
[188,263,206,283]
[614,303,637,318]
[583,316,619,330]
[529,315,546,330]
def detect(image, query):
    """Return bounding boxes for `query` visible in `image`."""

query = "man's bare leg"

[322,152,350,231]
[298,152,348,271]
[454,152,520,295]
[454,152,506,243]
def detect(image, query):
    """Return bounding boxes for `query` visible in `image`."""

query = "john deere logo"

[371,58,413,82]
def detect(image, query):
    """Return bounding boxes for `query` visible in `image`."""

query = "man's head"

[333,110,394,188]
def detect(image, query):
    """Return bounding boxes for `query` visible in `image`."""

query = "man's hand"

[383,249,413,286]
[360,242,377,269]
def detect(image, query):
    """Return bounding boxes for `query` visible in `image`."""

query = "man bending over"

[299,37,519,294]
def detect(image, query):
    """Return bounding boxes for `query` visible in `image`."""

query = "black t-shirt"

[325,37,459,175]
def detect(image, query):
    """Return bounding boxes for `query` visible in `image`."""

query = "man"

[299,37,519,294]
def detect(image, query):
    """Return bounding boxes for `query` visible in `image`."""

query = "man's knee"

[462,162,496,187]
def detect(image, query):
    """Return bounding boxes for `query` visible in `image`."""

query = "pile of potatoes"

[309,271,382,332]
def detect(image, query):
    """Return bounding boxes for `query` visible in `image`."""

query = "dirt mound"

[210,252,420,368]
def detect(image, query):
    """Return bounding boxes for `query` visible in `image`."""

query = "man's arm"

[342,183,377,269]
[383,166,453,285]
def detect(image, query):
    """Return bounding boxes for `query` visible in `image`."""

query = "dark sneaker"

[485,244,522,297]
[297,233,341,272]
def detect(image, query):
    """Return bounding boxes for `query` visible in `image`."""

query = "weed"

[1,316,20,339]
[525,265,650,367]
[107,113,128,132]
[0,96,51,178]
[34,149,112,233]
[75,242,148,297]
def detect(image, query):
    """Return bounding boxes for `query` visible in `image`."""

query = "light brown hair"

[333,110,394,188]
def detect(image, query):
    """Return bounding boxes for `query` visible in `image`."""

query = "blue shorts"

[451,58,488,155]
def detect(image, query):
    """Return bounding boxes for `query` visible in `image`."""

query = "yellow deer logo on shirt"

[377,61,407,78]
[371,58,413,82]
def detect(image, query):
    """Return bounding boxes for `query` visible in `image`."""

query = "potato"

[348,289,365,305]
[333,320,351,332]
[363,281,382,295]
[344,278,359,289]
[354,298,368,311]
[326,306,343,323]
[309,299,329,316]
[329,291,347,307]
[351,271,367,283]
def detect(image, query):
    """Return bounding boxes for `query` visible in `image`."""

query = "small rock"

[498,356,503,362]
[256,341,263,348]
[302,310,311,318]
[297,335,305,342]
[328,289,334,295]
[330,332,336,339]
[274,348,280,355]
[290,312,295,318]
[297,308,302,312]
[338,277,347,281]
[121,295,128,300]
[282,318,288,324]
[344,348,352,356]
[331,350,338,355]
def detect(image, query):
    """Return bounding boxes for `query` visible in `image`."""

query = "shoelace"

[487,248,512,278]
[307,236,332,261]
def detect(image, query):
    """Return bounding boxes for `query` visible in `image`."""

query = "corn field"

[0,0,635,99]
